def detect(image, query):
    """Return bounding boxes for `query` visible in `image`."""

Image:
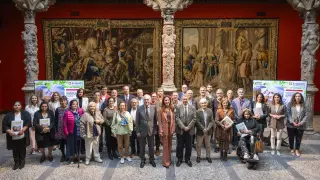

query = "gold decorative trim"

[43,19,162,91]
[174,19,279,90]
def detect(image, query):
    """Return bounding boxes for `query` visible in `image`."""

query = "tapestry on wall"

[175,19,278,94]
[43,19,161,95]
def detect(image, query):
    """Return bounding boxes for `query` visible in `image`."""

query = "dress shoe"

[108,153,114,160]
[60,155,66,162]
[40,155,46,163]
[48,156,53,162]
[150,160,156,167]
[19,160,25,169]
[12,163,19,170]
[140,161,145,168]
[176,160,182,167]
[196,157,201,163]
[186,160,192,167]
[206,157,212,163]
[223,152,228,161]
[113,151,119,159]
[155,150,160,156]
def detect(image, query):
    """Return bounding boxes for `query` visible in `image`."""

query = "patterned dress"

[55,107,68,139]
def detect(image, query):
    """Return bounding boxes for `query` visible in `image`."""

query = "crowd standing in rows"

[2,84,308,170]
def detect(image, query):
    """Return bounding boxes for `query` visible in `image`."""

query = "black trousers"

[99,128,104,152]
[58,139,66,156]
[105,126,117,154]
[287,127,304,150]
[140,135,155,161]
[176,132,192,161]
[130,130,140,155]
[12,138,26,164]
[155,133,160,149]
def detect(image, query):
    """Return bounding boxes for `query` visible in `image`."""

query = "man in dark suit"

[120,85,136,110]
[175,95,196,167]
[195,98,214,163]
[136,94,157,168]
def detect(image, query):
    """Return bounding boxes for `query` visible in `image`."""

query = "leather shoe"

[196,157,201,163]
[186,160,192,167]
[206,157,212,163]
[155,150,160,156]
[19,160,25,169]
[176,160,182,167]
[12,163,19,170]
[140,161,145,168]
[150,160,156,167]
[40,155,46,163]
[108,153,114,160]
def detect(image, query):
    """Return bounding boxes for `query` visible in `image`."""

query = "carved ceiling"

[2,0,287,4]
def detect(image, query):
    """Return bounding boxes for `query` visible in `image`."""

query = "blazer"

[158,109,175,136]
[287,105,308,130]
[63,108,84,136]
[2,111,32,150]
[268,104,286,129]
[195,108,214,136]
[175,104,196,135]
[135,105,157,136]
[231,97,252,120]
[33,110,55,142]
[251,101,269,127]
[120,94,136,110]
[194,96,213,110]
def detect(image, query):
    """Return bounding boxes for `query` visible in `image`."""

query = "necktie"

[184,106,188,119]
[146,106,150,121]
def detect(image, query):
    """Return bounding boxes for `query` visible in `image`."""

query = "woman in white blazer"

[76,88,89,111]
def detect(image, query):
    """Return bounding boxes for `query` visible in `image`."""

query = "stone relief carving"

[13,0,56,12]
[287,0,320,130]
[162,25,176,83]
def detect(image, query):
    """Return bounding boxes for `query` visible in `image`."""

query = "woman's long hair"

[272,93,283,105]
[161,96,174,112]
[290,92,305,107]
[76,88,84,99]
[28,95,39,108]
[255,93,265,104]
[51,92,61,102]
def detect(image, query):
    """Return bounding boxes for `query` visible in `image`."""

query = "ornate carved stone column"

[13,0,55,104]
[287,0,320,131]
[145,0,193,92]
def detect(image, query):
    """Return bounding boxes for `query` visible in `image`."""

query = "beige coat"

[80,111,104,138]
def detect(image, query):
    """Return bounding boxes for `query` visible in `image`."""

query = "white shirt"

[202,108,207,126]
[25,105,39,122]
[138,98,144,106]
[49,101,60,112]
[130,108,137,122]
[296,105,301,113]
[256,102,262,108]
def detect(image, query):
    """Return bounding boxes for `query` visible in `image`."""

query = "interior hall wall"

[0,3,319,113]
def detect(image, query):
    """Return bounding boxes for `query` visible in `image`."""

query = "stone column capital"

[13,0,56,12]
[145,0,192,24]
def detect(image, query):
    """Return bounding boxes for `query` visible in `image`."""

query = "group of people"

[2,84,308,170]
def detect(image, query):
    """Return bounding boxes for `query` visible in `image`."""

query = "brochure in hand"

[11,120,23,135]
[221,116,234,128]
[40,118,50,128]
[236,122,248,137]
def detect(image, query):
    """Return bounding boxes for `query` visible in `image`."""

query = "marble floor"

[0,132,320,180]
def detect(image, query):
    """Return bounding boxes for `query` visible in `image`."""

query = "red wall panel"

[0,3,319,112]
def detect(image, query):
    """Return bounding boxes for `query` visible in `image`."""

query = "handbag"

[255,136,264,153]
